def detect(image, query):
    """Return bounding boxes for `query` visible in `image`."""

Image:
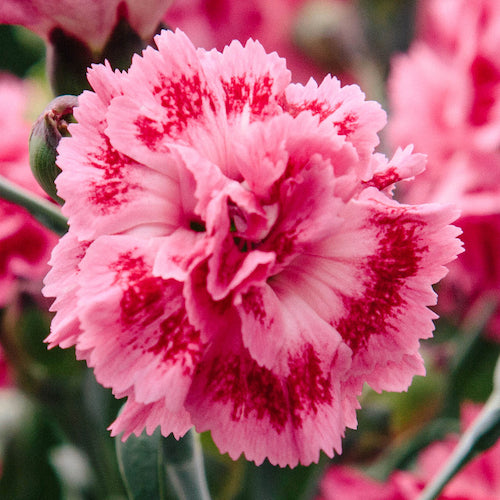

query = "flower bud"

[29,95,78,204]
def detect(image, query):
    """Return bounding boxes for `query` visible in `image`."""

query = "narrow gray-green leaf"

[116,429,165,500]
[162,429,212,500]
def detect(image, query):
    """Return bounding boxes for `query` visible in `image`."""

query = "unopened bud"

[29,96,78,204]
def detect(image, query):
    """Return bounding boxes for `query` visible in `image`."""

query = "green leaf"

[162,429,212,500]
[116,429,165,500]
[116,428,212,500]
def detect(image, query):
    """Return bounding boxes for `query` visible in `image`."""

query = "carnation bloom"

[44,29,461,467]
[388,0,500,339]
[0,0,171,52]
[0,75,57,306]
[317,404,500,499]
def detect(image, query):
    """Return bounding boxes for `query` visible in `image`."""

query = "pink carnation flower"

[387,0,500,339]
[44,29,461,467]
[317,404,500,499]
[0,0,171,51]
[0,75,58,306]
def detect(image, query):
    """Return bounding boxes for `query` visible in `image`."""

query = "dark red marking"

[88,134,137,213]
[152,73,216,136]
[364,166,400,191]
[287,344,333,428]
[134,115,165,149]
[222,74,275,117]
[336,211,428,352]
[206,344,333,433]
[333,112,358,136]
[241,286,267,325]
[150,308,202,374]
[284,98,340,122]
[112,252,165,328]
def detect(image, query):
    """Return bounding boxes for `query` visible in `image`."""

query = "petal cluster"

[44,29,461,467]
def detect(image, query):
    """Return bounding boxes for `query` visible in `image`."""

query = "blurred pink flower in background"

[43,29,461,467]
[317,404,500,499]
[0,0,171,51]
[0,75,57,307]
[387,0,500,339]
[166,0,364,85]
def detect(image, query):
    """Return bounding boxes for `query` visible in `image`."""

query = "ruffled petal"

[76,236,204,409]
[283,189,462,392]
[109,397,192,441]
[106,29,227,167]
[43,233,88,349]
[284,75,386,179]
[57,63,182,239]
[186,333,352,467]
[202,38,290,123]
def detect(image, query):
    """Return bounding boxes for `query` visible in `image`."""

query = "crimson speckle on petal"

[241,286,268,325]
[87,135,138,212]
[222,73,275,117]
[44,29,462,467]
[284,98,340,122]
[153,73,216,136]
[206,343,332,432]
[336,212,427,353]
[334,112,358,136]
[151,308,202,373]
[112,252,165,328]
[206,352,290,433]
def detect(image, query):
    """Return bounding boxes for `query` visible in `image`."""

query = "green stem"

[0,174,67,235]
[162,430,212,500]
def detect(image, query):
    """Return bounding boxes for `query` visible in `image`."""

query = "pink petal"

[109,397,192,441]
[202,37,290,122]
[76,236,204,409]
[43,233,88,349]
[186,334,352,467]
[57,64,183,239]
[106,29,227,167]
[235,282,345,373]
[307,189,461,392]
[284,75,386,179]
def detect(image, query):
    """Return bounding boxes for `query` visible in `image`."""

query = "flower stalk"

[0,174,68,235]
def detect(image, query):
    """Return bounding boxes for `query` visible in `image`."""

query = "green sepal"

[29,95,78,204]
